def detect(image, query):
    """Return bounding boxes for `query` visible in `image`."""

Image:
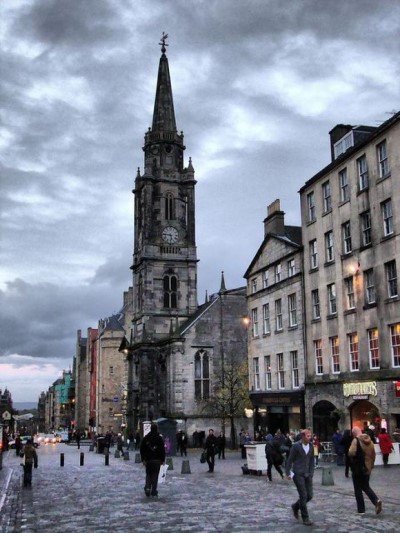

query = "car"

[43,434,57,444]
[54,431,69,443]
[9,436,39,449]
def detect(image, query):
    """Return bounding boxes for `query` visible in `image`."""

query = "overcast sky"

[1,0,399,403]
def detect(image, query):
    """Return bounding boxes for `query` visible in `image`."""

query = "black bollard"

[80,452,84,466]
[60,453,64,467]
[105,453,109,466]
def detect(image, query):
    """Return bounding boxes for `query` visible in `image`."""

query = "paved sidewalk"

[1,446,399,532]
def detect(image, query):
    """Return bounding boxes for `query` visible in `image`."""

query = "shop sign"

[352,395,369,400]
[343,381,377,397]
[395,381,400,397]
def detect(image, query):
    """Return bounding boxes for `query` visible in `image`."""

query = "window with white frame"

[390,323,400,367]
[314,339,323,375]
[253,357,260,390]
[277,353,285,389]
[377,140,389,178]
[274,263,281,283]
[325,230,334,262]
[251,308,259,337]
[339,168,349,202]
[263,270,269,289]
[291,351,299,388]
[348,333,359,371]
[262,303,270,334]
[194,350,210,400]
[357,154,369,190]
[327,283,337,315]
[322,181,332,212]
[251,278,257,294]
[342,221,352,254]
[330,336,340,373]
[385,260,398,298]
[288,293,297,327]
[275,299,283,331]
[287,258,295,277]
[368,328,380,369]
[345,276,355,309]
[309,239,318,269]
[311,289,320,319]
[264,355,272,390]
[360,211,372,246]
[381,199,393,237]
[364,269,375,304]
[307,191,316,222]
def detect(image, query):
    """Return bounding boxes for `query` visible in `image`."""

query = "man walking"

[204,428,218,473]
[140,423,165,497]
[348,427,382,515]
[285,428,314,526]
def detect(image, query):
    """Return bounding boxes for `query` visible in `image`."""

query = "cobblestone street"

[1,445,399,532]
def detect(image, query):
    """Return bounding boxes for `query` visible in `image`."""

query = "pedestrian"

[140,423,165,498]
[363,423,376,443]
[312,435,320,469]
[239,428,247,459]
[285,428,314,526]
[176,430,183,456]
[340,429,353,477]
[21,438,38,487]
[378,428,394,467]
[180,431,187,457]
[75,430,81,450]
[265,436,284,482]
[117,433,124,455]
[332,428,344,465]
[204,428,218,473]
[348,427,382,515]
[134,431,141,450]
[15,434,22,456]
[217,431,226,459]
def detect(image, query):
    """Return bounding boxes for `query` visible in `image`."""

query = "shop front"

[250,390,305,437]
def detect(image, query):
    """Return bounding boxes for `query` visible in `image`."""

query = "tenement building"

[300,112,400,440]
[245,200,305,435]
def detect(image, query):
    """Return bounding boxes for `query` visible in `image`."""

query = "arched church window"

[194,350,210,400]
[163,273,178,309]
[165,193,175,220]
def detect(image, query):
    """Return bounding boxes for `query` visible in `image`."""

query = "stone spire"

[152,32,177,133]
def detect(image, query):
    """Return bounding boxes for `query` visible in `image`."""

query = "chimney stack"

[264,199,285,237]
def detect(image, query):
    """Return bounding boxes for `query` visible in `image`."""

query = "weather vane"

[159,32,169,54]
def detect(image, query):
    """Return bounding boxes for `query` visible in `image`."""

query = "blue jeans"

[292,474,313,520]
[352,473,378,513]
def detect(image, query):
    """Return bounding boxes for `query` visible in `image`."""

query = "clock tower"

[131,34,198,344]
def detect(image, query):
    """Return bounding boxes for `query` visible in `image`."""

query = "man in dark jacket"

[21,438,38,487]
[265,436,284,482]
[204,429,218,472]
[285,429,314,526]
[140,424,165,497]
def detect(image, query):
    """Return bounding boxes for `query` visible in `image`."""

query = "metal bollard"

[80,452,84,466]
[135,453,142,463]
[166,457,174,471]
[114,450,120,459]
[60,453,64,467]
[181,460,191,474]
[89,444,94,452]
[105,453,109,466]
[321,466,334,486]
[123,451,129,461]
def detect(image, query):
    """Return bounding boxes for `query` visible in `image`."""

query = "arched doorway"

[312,400,339,441]
[350,400,380,433]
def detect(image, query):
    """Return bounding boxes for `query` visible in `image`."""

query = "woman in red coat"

[378,428,394,466]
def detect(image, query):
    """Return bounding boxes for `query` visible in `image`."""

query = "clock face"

[162,226,179,244]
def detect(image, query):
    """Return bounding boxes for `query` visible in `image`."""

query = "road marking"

[0,468,14,513]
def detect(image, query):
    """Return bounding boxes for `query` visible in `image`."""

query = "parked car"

[54,431,69,443]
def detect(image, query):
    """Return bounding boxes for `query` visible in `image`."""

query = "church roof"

[152,39,177,133]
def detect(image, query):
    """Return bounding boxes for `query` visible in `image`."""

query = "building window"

[163,273,177,308]
[277,353,285,389]
[194,350,210,400]
[262,303,270,334]
[253,358,260,390]
[364,269,375,304]
[309,239,318,269]
[251,308,259,337]
[109,366,114,376]
[345,276,355,309]
[165,192,175,220]
[325,231,334,263]
[307,191,316,222]
[368,328,380,369]
[381,199,393,237]
[342,221,352,254]
[357,154,369,190]
[288,294,297,327]
[314,339,323,375]
[264,355,272,390]
[327,283,337,315]
[291,351,299,388]
[322,181,332,212]
[348,333,359,371]
[377,140,389,178]
[274,263,281,283]
[263,270,269,289]
[385,260,398,298]
[275,299,283,331]
[330,336,340,373]
[360,211,372,246]
[390,323,400,367]
[339,168,349,202]
[251,278,257,294]
[287,258,295,277]
[311,289,320,319]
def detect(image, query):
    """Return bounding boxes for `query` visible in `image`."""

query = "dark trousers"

[145,459,161,495]
[240,445,246,459]
[292,475,313,521]
[344,453,351,477]
[266,455,284,481]
[352,473,378,513]
[23,463,33,486]
[206,451,215,472]
[382,453,389,466]
[218,447,225,459]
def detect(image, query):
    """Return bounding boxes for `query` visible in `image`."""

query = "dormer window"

[334,131,354,158]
